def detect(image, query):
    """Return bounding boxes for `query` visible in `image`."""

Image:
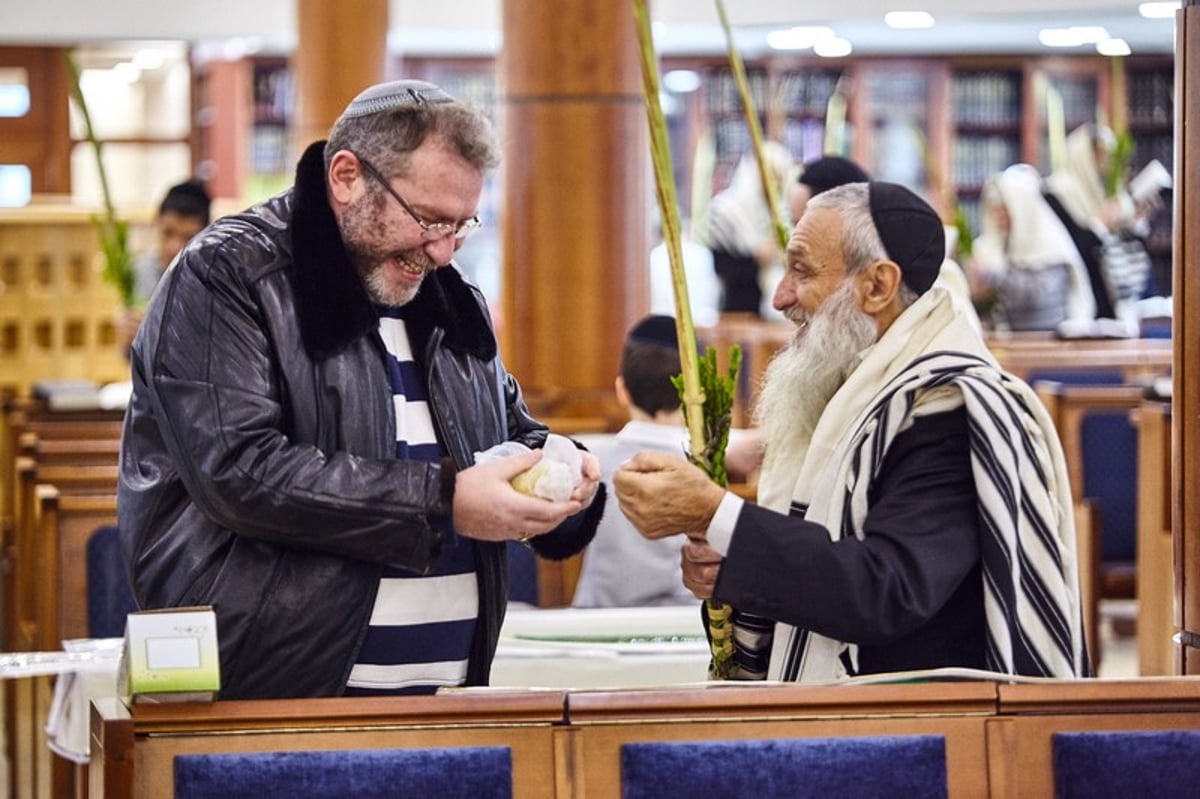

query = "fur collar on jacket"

[290,140,497,363]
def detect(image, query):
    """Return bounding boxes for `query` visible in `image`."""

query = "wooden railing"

[88,678,1200,799]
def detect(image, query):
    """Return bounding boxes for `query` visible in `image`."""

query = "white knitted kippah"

[340,79,454,119]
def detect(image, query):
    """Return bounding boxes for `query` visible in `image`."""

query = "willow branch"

[714,0,790,251]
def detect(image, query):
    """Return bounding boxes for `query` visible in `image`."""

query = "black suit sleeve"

[714,408,981,646]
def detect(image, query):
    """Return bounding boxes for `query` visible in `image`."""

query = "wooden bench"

[35,490,120,799]
[11,460,119,651]
[1,406,123,649]
[7,456,118,799]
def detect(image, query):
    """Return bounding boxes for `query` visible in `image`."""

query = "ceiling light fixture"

[766,26,836,51]
[1139,1,1181,18]
[1038,26,1111,47]
[815,37,853,57]
[884,12,935,30]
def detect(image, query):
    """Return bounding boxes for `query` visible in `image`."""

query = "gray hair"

[807,182,921,308]
[325,100,500,177]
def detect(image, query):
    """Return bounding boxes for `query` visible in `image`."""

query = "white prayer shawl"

[973,164,1096,323]
[753,288,1088,682]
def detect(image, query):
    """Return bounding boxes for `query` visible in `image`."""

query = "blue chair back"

[620,735,947,799]
[506,540,538,605]
[1029,370,1137,563]
[175,746,512,799]
[1053,730,1200,798]
[86,525,139,638]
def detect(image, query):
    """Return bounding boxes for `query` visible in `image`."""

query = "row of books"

[703,68,770,116]
[1127,70,1174,128]
[952,135,1022,188]
[952,72,1022,128]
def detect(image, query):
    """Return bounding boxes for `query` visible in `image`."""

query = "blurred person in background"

[1043,123,1155,323]
[117,179,211,353]
[970,163,1095,331]
[787,155,869,224]
[572,315,697,608]
[702,142,793,319]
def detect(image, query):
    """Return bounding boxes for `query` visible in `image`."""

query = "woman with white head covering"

[972,163,1096,330]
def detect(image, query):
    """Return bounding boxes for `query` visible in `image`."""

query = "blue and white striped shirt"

[344,307,479,695]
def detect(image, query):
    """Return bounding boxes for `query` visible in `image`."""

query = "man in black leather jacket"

[118,79,604,699]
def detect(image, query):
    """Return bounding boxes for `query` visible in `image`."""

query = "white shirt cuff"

[705,492,743,557]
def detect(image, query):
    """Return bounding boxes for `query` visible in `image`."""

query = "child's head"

[619,315,683,418]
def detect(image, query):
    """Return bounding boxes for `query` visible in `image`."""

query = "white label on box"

[145,636,201,670]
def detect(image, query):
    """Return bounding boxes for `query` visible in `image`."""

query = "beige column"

[500,0,649,418]
[1173,0,1200,674]
[291,0,389,152]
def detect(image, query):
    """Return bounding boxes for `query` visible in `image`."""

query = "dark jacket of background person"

[118,141,600,699]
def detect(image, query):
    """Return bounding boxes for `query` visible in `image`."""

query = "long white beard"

[754,280,879,466]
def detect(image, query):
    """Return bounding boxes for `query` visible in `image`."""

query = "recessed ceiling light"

[884,12,935,30]
[1039,26,1111,47]
[815,38,853,58]
[1139,1,1181,18]
[1097,38,1132,56]
[766,26,836,50]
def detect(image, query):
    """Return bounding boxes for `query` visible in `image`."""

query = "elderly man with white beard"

[614,181,1090,683]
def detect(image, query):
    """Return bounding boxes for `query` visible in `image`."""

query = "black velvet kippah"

[341,79,454,119]
[627,314,678,349]
[868,181,944,295]
[798,156,870,196]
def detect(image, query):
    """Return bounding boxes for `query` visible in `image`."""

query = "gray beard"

[753,280,879,466]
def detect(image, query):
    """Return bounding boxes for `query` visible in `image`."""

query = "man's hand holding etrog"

[613,451,724,540]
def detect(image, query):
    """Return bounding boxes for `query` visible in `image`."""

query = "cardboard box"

[119,606,220,703]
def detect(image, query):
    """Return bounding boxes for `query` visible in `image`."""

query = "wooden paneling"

[0,210,136,395]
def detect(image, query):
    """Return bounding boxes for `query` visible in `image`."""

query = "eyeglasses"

[354,154,482,241]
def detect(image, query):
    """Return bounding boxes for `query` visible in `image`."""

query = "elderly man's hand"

[613,451,725,539]
[681,540,723,600]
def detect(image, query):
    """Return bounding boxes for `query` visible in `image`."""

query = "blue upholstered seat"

[174,746,512,799]
[86,525,139,638]
[620,735,947,799]
[1053,730,1200,798]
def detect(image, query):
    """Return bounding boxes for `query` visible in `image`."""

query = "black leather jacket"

[118,141,601,698]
